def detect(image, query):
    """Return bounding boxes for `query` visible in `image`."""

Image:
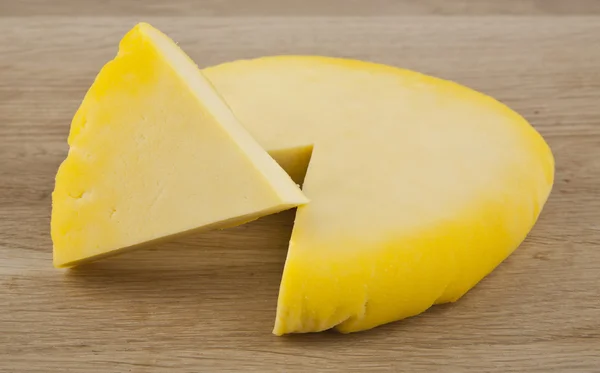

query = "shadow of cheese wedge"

[203,56,555,335]
[51,24,308,268]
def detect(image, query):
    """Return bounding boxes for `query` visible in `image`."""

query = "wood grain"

[2,0,600,16]
[1,4,600,372]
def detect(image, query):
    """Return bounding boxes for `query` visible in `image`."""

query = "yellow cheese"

[51,24,307,268]
[203,56,554,334]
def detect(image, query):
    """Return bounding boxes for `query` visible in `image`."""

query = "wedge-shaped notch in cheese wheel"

[51,24,307,268]
[204,56,555,335]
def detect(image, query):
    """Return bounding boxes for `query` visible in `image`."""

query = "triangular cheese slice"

[51,24,307,268]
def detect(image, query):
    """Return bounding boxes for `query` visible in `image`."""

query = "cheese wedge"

[51,24,307,268]
[204,56,554,334]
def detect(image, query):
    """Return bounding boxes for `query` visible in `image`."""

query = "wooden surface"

[1,1,600,372]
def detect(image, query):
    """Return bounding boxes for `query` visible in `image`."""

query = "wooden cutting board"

[1,1,599,372]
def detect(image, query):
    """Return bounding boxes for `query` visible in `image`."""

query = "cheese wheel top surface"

[204,56,554,334]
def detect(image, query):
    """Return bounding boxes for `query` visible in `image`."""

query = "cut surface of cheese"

[51,24,307,268]
[203,56,555,335]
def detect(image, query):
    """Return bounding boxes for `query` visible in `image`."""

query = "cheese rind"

[51,24,307,268]
[203,56,554,334]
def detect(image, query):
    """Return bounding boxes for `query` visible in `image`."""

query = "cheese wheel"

[204,56,554,334]
[51,25,307,268]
